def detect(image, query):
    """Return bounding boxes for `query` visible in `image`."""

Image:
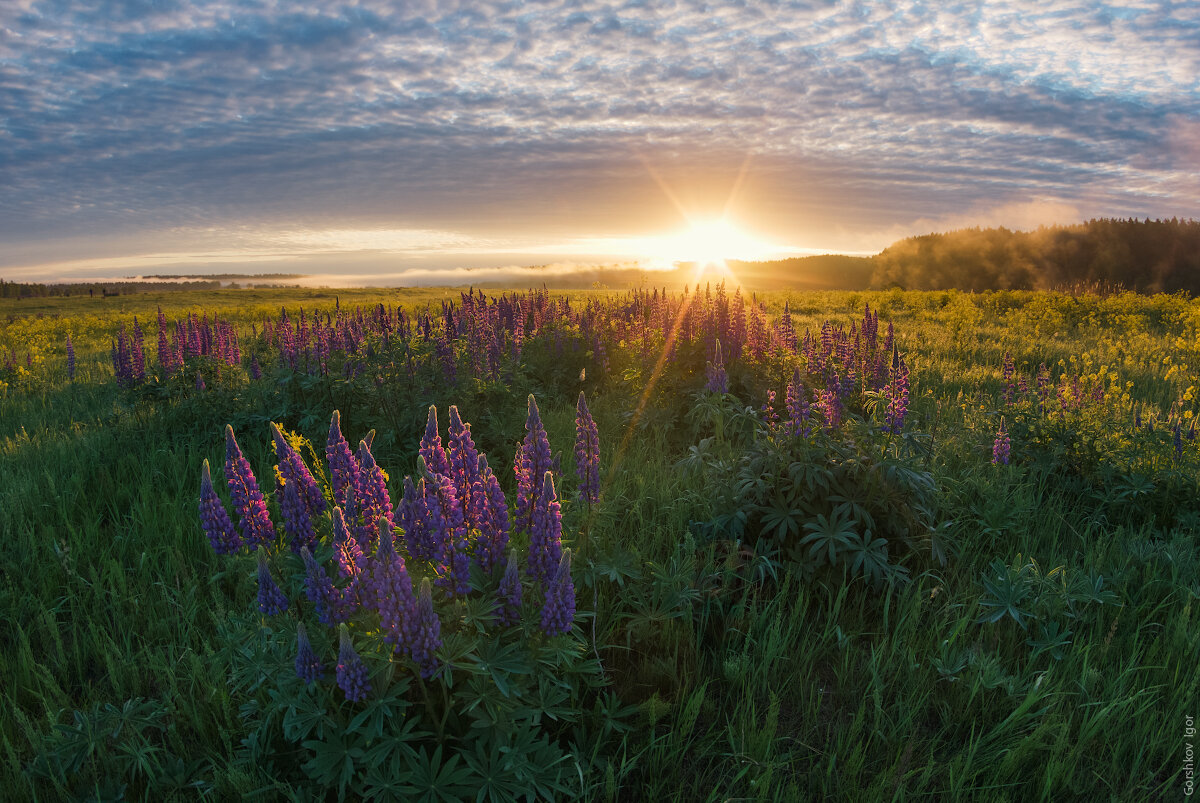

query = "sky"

[2,0,1199,285]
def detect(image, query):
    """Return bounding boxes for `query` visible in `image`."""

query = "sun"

[637,217,779,270]
[677,219,774,264]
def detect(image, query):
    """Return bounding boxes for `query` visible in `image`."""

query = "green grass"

[1,287,1197,800]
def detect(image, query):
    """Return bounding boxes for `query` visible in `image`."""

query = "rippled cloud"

[1,0,1197,277]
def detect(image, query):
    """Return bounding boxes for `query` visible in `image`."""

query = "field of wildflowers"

[1,284,1197,800]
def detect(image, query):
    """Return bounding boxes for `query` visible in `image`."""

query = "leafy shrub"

[698,412,942,590]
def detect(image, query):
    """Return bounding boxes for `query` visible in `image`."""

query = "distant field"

[1,285,1196,800]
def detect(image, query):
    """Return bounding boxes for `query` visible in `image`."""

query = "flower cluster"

[200,400,587,702]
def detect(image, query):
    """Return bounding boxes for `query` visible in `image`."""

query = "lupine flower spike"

[301,546,346,626]
[223,426,274,549]
[367,517,416,656]
[515,395,553,535]
[885,345,910,434]
[198,459,240,554]
[785,367,810,437]
[540,549,576,637]
[295,622,323,684]
[496,550,523,627]
[527,471,563,585]
[574,391,600,505]
[272,423,327,518]
[411,578,442,679]
[336,624,371,702]
[705,338,728,394]
[256,552,288,615]
[326,411,360,514]
[992,417,1011,465]
[476,454,510,574]
[420,405,452,479]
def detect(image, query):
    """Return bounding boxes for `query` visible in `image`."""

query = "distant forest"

[0,279,223,298]
[869,218,1200,294]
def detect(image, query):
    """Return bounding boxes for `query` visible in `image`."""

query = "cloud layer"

[2,0,1198,277]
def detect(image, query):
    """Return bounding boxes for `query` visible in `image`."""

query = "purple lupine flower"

[249,354,262,380]
[496,550,522,626]
[224,426,275,549]
[199,459,240,554]
[785,367,810,437]
[256,552,288,616]
[476,454,510,574]
[992,418,1011,465]
[66,334,75,382]
[514,395,553,535]
[425,469,470,595]
[301,546,346,626]
[130,317,146,381]
[446,406,484,527]
[526,472,563,585]
[884,347,910,434]
[336,625,371,702]
[705,338,728,394]
[195,371,205,391]
[540,549,575,637]
[326,411,361,514]
[295,622,323,684]
[278,477,317,553]
[420,406,453,479]
[355,437,393,548]
[762,389,779,431]
[411,578,442,680]
[368,517,417,656]
[331,506,363,580]
[1036,363,1051,413]
[273,423,327,518]
[398,476,433,562]
[574,391,600,505]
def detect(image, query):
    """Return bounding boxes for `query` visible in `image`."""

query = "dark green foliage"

[223,597,616,802]
[699,415,939,590]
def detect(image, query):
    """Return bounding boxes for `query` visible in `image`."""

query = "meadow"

[1,284,1197,801]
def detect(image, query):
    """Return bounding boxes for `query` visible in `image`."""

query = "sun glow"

[635,218,781,269]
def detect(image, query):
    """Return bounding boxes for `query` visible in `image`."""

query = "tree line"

[0,279,223,298]
[869,218,1200,294]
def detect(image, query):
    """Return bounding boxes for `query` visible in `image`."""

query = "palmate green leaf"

[976,559,1034,628]
[346,673,413,738]
[301,731,364,798]
[798,506,858,566]
[361,716,428,769]
[462,737,529,803]
[399,746,477,803]
[1027,620,1073,661]
[280,689,329,743]
[844,530,893,587]
[757,491,803,543]
[468,637,534,699]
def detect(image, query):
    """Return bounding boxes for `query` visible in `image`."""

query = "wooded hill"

[869,218,1200,294]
